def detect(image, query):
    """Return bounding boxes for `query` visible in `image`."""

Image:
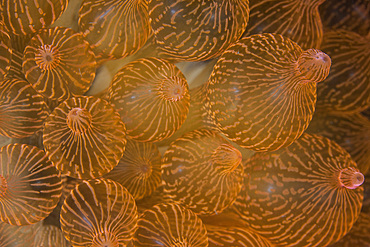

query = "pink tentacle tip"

[338,167,365,189]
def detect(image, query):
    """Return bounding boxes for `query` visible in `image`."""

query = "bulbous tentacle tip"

[137,158,153,179]
[212,143,242,174]
[338,167,365,189]
[67,107,92,134]
[35,44,60,71]
[297,49,331,83]
[92,232,119,247]
[159,76,188,102]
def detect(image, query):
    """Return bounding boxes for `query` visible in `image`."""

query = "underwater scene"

[0,0,369,246]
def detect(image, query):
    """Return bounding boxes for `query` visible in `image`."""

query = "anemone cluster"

[0,0,369,246]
